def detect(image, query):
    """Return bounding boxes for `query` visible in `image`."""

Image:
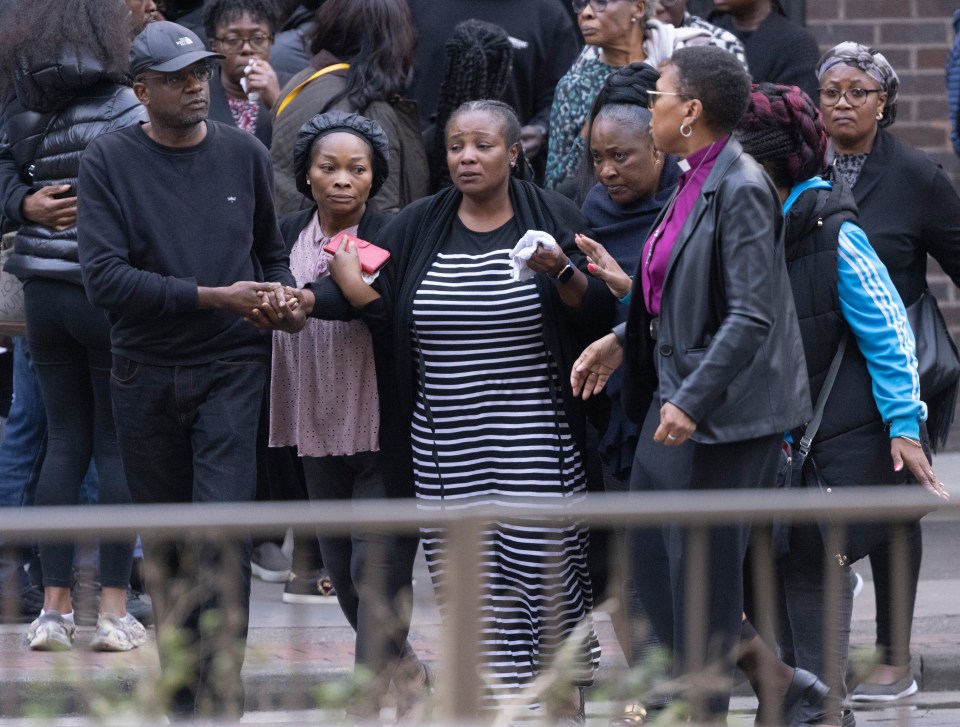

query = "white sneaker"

[27,611,75,651]
[90,612,148,652]
[852,571,864,598]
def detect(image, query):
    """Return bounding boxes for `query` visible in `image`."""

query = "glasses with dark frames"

[647,90,690,109]
[571,0,617,13]
[212,34,273,53]
[137,62,217,87]
[817,87,882,107]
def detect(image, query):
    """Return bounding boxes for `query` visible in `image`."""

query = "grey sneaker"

[850,673,917,702]
[27,611,75,651]
[251,542,291,583]
[90,612,148,652]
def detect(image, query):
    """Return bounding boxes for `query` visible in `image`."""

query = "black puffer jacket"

[3,49,144,285]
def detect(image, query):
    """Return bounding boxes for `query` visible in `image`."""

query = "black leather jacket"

[620,138,811,443]
[0,49,144,285]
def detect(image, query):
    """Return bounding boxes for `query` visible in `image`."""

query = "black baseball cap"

[129,21,223,77]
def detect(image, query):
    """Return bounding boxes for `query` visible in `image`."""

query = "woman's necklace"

[644,141,717,270]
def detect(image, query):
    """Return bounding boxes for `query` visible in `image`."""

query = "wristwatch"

[554,262,575,284]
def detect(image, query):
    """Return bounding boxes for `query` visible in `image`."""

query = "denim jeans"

[0,338,46,588]
[110,353,267,719]
[0,338,47,511]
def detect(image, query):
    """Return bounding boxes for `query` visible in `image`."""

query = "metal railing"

[0,485,952,724]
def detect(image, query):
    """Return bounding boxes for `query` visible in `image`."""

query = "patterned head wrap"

[815,42,899,128]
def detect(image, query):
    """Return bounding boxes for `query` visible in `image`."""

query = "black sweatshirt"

[78,120,294,365]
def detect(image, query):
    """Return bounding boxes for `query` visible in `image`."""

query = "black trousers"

[25,279,133,590]
[301,452,420,703]
[628,399,781,718]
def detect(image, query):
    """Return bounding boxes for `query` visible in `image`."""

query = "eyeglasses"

[647,90,690,109]
[572,0,619,13]
[137,63,216,87]
[817,87,882,107]
[212,34,273,53]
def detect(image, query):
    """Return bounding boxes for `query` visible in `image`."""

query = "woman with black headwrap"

[816,42,960,704]
[737,81,945,727]
[268,111,429,722]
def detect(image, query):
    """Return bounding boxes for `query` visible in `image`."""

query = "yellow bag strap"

[275,63,350,117]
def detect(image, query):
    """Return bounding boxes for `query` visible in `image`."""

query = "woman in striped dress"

[291,100,614,721]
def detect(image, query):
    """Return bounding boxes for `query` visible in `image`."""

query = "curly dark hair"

[428,19,513,191]
[0,0,131,98]
[202,0,280,39]
[736,82,828,190]
[308,0,417,114]
[668,45,751,135]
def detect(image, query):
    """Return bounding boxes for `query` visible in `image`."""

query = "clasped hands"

[235,282,312,333]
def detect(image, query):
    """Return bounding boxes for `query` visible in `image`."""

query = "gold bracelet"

[897,435,923,448]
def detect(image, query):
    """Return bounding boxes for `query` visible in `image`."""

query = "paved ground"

[0,454,958,724]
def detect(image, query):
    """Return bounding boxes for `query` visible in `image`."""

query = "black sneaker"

[126,587,154,627]
[281,570,336,604]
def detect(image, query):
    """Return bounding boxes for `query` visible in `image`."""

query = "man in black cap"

[77,20,298,719]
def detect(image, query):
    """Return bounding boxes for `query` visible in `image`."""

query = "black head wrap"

[594,62,661,112]
[293,111,390,201]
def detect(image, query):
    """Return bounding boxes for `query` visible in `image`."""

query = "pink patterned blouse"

[269,214,379,457]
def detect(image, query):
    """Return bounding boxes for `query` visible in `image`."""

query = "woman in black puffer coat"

[0,0,147,652]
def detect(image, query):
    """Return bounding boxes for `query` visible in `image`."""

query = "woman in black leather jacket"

[0,0,146,652]
[571,46,810,723]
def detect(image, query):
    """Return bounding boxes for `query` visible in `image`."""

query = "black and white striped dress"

[410,217,599,707]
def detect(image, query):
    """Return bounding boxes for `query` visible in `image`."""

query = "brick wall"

[805,1,960,447]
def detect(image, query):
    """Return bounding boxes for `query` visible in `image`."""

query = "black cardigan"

[207,68,275,150]
[847,127,960,307]
[307,178,615,497]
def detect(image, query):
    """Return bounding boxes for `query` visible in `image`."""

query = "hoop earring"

[680,121,693,138]
[876,110,884,121]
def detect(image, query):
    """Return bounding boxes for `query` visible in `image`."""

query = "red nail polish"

[587,263,596,273]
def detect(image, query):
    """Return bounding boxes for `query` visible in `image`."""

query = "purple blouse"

[640,136,729,316]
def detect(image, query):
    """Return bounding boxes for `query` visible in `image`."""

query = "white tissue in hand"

[509,230,558,281]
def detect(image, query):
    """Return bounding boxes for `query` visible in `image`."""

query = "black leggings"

[25,278,133,590]
[869,521,922,667]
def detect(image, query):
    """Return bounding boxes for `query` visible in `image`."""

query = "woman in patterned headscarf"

[816,41,960,705]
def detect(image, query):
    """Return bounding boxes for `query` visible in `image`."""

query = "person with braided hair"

[736,82,943,727]
[424,19,513,193]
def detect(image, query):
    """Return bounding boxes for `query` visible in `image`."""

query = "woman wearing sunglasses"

[572,46,809,724]
[544,0,711,192]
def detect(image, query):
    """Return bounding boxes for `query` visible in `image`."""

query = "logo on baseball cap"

[130,21,224,77]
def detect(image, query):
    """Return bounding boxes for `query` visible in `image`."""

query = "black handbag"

[905,289,960,450]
